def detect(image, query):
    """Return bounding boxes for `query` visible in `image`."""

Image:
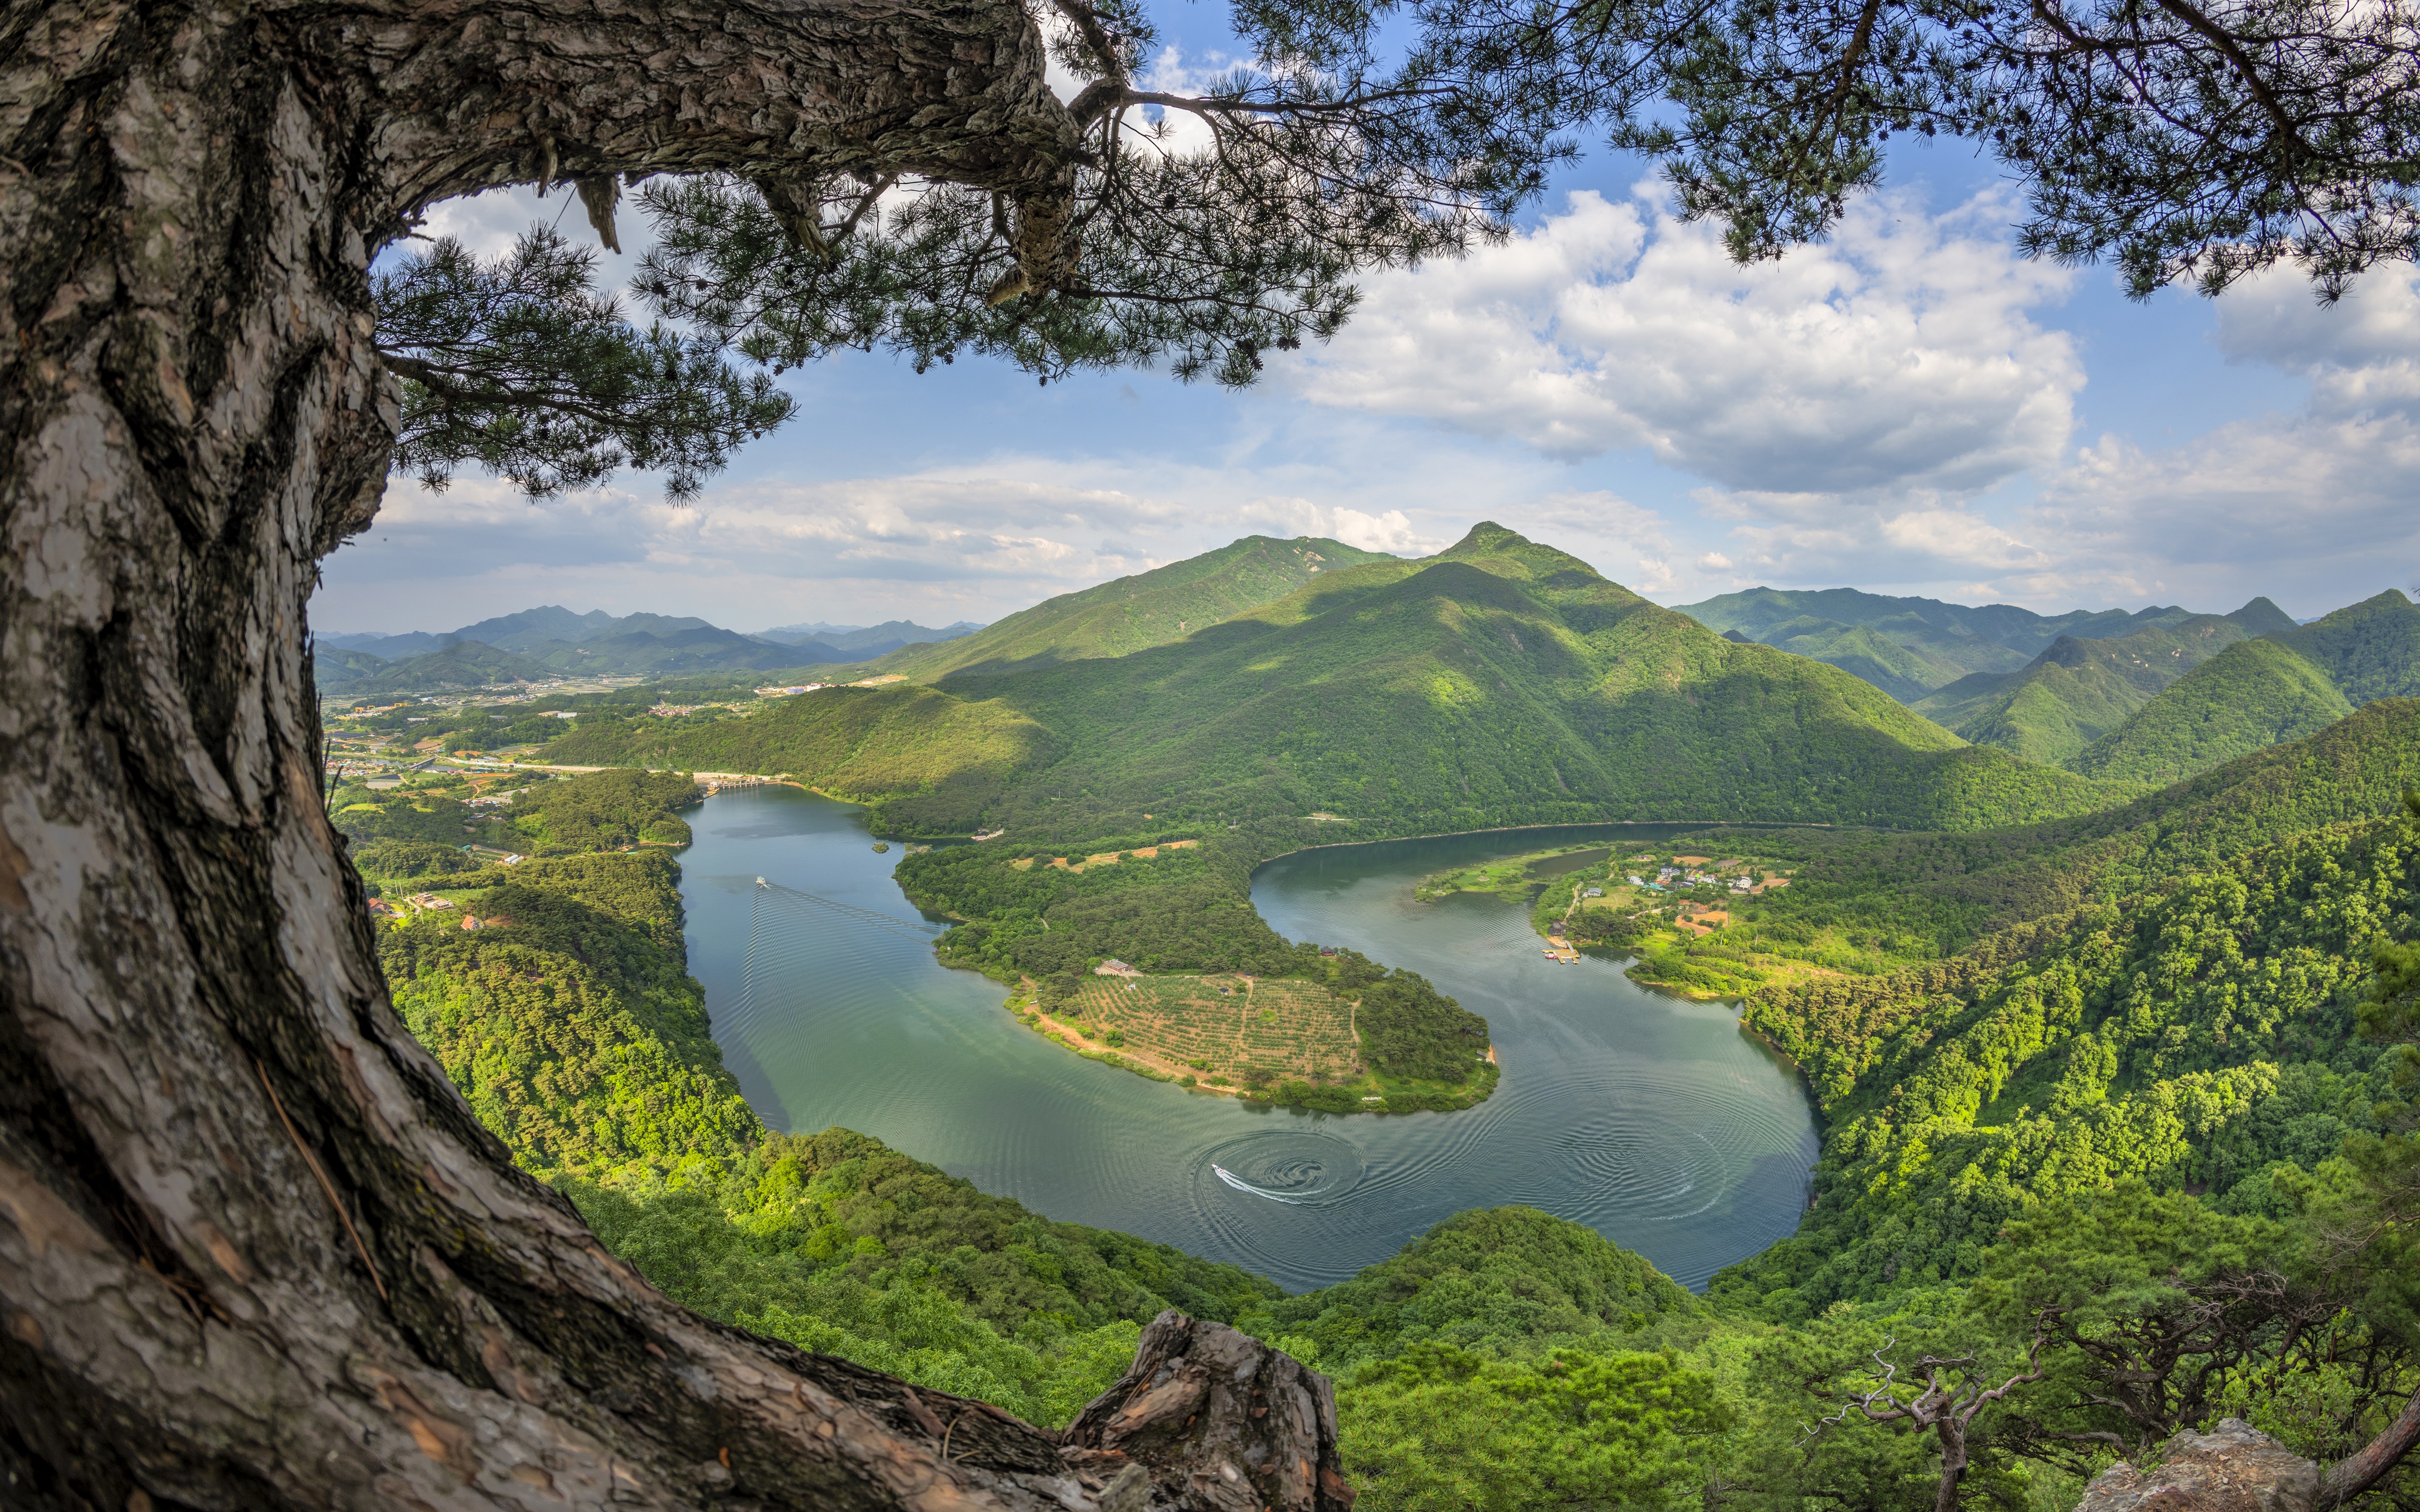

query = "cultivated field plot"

[1070,975,1361,1082]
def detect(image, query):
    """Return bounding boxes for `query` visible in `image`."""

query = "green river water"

[683,785,1819,1292]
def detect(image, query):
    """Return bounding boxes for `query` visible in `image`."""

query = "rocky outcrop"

[1062,1310,1356,1511]
[2075,1420,2322,1512]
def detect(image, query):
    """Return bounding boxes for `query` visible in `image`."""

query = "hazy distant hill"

[756,619,983,658]
[547,525,2124,837]
[2068,590,2420,784]
[1673,585,2299,701]
[873,536,1396,681]
[316,605,858,689]
[320,639,554,694]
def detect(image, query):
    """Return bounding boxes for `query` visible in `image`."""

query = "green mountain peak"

[1433,520,1611,585]
[877,533,1397,682]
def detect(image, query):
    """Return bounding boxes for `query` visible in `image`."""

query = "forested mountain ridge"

[2018,589,2420,788]
[947,524,2117,839]
[2069,637,2357,786]
[540,524,2125,841]
[1673,584,2298,700]
[1695,698,2420,951]
[1908,612,2261,765]
[538,680,1061,821]
[2275,588,2420,704]
[871,533,1396,681]
[317,636,556,693]
[1717,803,2414,1313]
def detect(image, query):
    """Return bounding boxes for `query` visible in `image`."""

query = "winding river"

[682,786,1819,1292]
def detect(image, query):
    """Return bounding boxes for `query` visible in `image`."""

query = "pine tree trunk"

[0,1,1341,1507]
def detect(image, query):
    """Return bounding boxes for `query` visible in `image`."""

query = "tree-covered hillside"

[2041,590,2420,787]
[1908,614,2256,766]
[873,534,1395,681]
[1718,805,2413,1313]
[507,767,701,850]
[1697,699,2420,953]
[2276,590,2420,704]
[543,525,2123,841]
[372,851,762,1173]
[539,681,1059,822]
[2069,638,2356,786]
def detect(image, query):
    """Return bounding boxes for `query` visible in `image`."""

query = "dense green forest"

[539,681,1056,823]
[904,838,1297,976]
[1721,811,2412,1310]
[2068,638,2356,786]
[505,767,701,850]
[1684,699,2420,970]
[372,852,762,1170]
[328,765,703,857]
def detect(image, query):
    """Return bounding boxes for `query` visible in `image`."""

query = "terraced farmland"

[1067,975,1360,1084]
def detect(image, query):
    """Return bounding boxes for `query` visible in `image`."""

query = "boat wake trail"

[1212,1164,1307,1204]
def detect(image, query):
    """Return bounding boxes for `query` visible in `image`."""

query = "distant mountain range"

[754,619,985,655]
[1673,585,2299,701]
[322,562,2414,812]
[1675,583,2414,786]
[314,607,982,694]
[2069,590,2420,784]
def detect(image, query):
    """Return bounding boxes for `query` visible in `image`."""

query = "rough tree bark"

[0,0,1346,1507]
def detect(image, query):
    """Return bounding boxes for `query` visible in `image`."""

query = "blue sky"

[315,22,2418,636]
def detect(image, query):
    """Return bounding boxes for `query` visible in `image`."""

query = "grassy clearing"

[1066,974,1361,1085]
[1007,839,1201,874]
[1002,972,1496,1113]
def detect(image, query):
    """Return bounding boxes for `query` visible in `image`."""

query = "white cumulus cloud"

[2023,267,2420,612]
[1298,185,2082,498]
